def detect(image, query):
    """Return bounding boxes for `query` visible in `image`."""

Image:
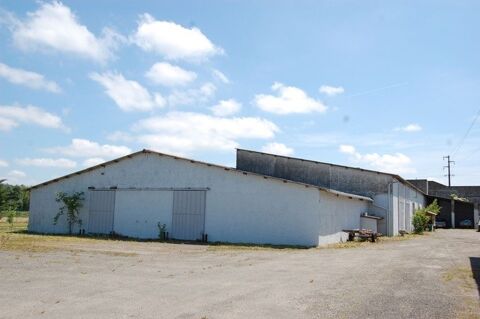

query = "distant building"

[236,149,427,236]
[408,179,479,228]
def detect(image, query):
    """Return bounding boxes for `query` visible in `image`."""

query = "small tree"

[426,199,441,215]
[53,192,85,234]
[6,210,16,231]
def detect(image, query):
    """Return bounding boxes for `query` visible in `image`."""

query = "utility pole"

[443,155,455,187]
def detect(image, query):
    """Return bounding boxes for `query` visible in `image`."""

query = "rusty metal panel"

[88,190,115,234]
[171,190,206,240]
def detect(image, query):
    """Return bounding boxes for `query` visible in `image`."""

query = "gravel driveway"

[0,229,479,319]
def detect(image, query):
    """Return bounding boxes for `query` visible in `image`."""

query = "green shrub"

[412,200,442,234]
[7,210,16,230]
[412,210,430,234]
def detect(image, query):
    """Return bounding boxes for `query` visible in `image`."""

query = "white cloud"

[83,157,106,167]
[7,170,26,178]
[0,105,67,131]
[261,142,294,156]
[0,160,8,167]
[212,69,229,84]
[90,72,165,112]
[18,157,77,168]
[132,13,222,61]
[46,138,131,158]
[210,99,241,117]
[339,144,415,174]
[132,111,279,155]
[254,82,327,114]
[168,82,216,106]
[107,131,134,143]
[4,170,36,185]
[145,62,197,87]
[395,123,422,132]
[319,85,345,96]
[339,144,356,155]
[0,62,61,93]
[5,1,123,62]
[0,117,18,131]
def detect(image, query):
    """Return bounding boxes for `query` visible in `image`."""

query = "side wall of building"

[236,150,426,236]
[318,192,369,244]
[29,153,369,246]
[391,181,425,235]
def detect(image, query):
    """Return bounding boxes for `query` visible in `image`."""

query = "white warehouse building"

[28,150,373,247]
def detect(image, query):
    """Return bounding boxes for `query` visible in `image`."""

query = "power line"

[460,146,480,161]
[451,108,480,156]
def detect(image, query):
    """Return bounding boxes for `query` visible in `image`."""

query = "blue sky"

[1,1,479,186]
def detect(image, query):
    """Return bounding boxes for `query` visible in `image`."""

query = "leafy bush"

[412,200,442,234]
[53,192,85,234]
[5,209,16,231]
[413,211,429,234]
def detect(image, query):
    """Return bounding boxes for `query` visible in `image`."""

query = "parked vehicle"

[459,219,473,228]
[435,219,447,228]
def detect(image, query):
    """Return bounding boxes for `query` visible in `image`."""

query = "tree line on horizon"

[0,183,30,215]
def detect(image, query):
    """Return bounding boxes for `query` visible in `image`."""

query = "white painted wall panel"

[317,192,369,245]
[88,190,115,234]
[114,190,173,239]
[172,190,206,240]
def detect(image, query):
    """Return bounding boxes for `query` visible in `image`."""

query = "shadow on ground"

[470,257,480,296]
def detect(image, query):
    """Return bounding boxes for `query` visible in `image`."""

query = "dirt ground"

[0,222,479,319]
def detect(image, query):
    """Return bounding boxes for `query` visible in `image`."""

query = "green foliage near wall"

[0,183,30,217]
[413,199,442,234]
[412,211,430,234]
[53,192,85,234]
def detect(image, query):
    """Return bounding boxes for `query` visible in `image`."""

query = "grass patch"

[0,219,137,255]
[0,211,29,218]
[0,218,28,233]
[442,265,480,319]
[442,266,477,290]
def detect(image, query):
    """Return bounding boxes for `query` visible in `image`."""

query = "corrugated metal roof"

[29,149,373,202]
[236,148,428,196]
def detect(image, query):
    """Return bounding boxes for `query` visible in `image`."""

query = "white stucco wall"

[29,153,369,246]
[317,192,369,245]
[390,181,426,235]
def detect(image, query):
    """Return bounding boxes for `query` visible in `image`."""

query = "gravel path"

[0,229,479,319]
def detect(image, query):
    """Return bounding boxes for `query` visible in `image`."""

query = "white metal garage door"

[88,190,115,234]
[171,190,206,240]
